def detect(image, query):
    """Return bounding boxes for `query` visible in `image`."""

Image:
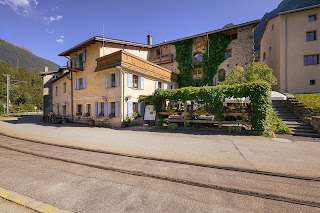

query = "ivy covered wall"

[174,33,230,87]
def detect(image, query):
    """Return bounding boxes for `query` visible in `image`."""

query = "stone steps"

[272,100,319,138]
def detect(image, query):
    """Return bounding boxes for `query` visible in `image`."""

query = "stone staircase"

[272,100,320,138]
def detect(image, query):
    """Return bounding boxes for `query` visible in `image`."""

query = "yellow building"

[260,5,320,93]
[56,37,173,127]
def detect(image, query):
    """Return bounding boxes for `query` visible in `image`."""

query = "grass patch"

[294,93,320,115]
[264,106,291,137]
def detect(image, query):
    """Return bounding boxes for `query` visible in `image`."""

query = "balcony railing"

[149,54,173,64]
[96,50,172,81]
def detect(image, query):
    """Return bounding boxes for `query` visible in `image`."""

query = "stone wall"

[150,23,256,85]
[284,94,320,133]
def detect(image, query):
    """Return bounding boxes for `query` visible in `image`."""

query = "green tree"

[220,65,245,85]
[245,62,277,85]
[221,62,277,86]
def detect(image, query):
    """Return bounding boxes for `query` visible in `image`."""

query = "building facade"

[149,20,258,85]
[56,37,173,127]
[42,20,259,126]
[260,5,320,93]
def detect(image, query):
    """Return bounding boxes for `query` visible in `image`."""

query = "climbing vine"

[203,33,230,85]
[141,81,271,132]
[174,39,193,87]
[174,33,230,87]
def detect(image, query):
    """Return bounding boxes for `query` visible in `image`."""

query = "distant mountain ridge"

[254,0,320,50]
[0,38,60,72]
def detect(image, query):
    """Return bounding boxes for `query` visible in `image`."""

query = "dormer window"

[193,52,203,63]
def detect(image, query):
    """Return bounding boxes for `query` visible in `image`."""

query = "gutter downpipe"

[117,66,125,122]
[285,16,288,92]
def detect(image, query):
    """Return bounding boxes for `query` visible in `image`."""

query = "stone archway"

[218,69,226,82]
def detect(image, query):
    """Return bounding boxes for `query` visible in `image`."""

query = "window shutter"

[105,74,108,88]
[128,73,133,88]
[155,80,158,90]
[83,50,86,62]
[115,71,120,87]
[140,76,144,90]
[163,83,168,90]
[127,102,133,117]
[104,102,109,117]
[83,76,86,88]
[95,102,98,116]
[115,101,120,117]
[139,102,145,118]
[74,78,77,90]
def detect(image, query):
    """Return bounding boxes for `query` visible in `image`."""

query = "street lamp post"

[3,74,11,116]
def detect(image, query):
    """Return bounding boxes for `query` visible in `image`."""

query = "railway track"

[0,133,319,208]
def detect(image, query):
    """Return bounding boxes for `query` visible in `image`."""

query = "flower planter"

[88,121,95,127]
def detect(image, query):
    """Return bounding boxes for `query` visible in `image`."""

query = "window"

[76,104,82,115]
[269,46,272,53]
[306,31,317,41]
[55,86,58,96]
[78,78,84,89]
[57,105,59,114]
[155,48,162,56]
[158,81,162,89]
[99,102,104,115]
[310,80,316,85]
[133,75,139,89]
[63,82,66,93]
[133,102,139,113]
[263,52,266,61]
[218,69,226,82]
[74,77,86,90]
[111,73,116,87]
[110,102,116,116]
[271,24,274,31]
[78,52,84,69]
[193,52,203,63]
[225,49,232,58]
[86,104,91,116]
[304,55,319,65]
[63,105,66,115]
[192,68,203,80]
[309,15,317,22]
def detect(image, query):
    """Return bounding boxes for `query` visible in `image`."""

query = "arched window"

[218,69,226,82]
[193,52,203,63]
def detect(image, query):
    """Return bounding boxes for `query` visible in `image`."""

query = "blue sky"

[0,0,283,67]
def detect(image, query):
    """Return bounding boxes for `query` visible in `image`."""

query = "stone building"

[149,20,259,85]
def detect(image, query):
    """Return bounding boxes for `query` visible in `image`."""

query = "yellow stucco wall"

[260,7,320,93]
[52,75,72,116]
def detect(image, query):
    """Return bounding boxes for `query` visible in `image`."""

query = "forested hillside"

[0,63,43,114]
[0,38,60,72]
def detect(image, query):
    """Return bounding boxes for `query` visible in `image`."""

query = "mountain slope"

[254,0,320,50]
[0,38,60,72]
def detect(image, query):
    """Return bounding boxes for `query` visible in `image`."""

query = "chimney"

[44,66,48,73]
[147,33,152,45]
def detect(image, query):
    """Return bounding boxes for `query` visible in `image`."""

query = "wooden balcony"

[149,54,173,65]
[96,50,172,81]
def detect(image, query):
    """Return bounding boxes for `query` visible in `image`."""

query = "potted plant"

[62,118,69,124]
[87,118,95,127]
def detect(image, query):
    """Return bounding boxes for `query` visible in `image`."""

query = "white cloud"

[0,0,38,15]
[56,35,64,45]
[45,29,54,34]
[44,15,63,24]
[56,38,63,45]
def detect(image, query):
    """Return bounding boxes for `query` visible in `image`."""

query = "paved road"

[0,141,319,212]
[0,115,320,178]
[0,198,36,213]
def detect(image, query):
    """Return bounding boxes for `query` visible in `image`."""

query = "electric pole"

[3,74,10,116]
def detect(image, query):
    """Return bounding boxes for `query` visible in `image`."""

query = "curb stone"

[0,188,72,213]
